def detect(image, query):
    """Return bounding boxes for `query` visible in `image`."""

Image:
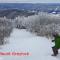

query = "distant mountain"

[0,3,60,11]
[0,9,35,19]
[0,3,60,19]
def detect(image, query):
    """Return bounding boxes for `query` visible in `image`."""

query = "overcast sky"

[0,0,60,3]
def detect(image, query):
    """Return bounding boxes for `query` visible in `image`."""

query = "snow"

[0,28,60,60]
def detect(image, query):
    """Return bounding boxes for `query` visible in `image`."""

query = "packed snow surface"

[0,28,60,60]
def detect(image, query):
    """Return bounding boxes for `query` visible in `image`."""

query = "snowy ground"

[0,28,60,60]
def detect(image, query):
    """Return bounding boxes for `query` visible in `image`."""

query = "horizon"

[0,2,60,4]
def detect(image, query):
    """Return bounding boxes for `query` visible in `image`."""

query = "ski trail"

[0,28,59,60]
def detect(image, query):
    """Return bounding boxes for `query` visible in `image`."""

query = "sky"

[0,0,60,3]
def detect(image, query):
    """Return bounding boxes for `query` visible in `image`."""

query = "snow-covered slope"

[0,28,60,60]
